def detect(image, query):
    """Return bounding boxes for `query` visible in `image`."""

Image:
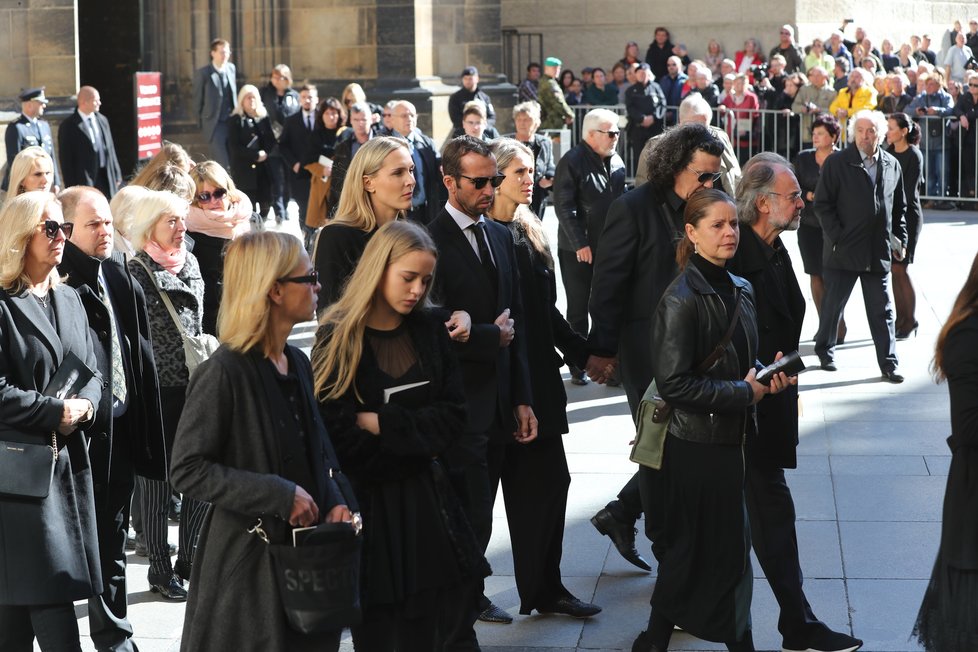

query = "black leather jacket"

[650,262,759,446]
[552,141,626,252]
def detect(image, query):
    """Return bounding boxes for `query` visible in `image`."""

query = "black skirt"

[651,434,752,642]
[796,223,824,276]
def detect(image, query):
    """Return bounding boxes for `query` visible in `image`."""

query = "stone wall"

[0,0,78,105]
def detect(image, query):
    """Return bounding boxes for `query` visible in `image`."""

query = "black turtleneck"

[690,253,749,375]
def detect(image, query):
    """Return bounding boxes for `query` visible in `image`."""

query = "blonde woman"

[127,190,208,601]
[0,192,102,651]
[109,185,154,256]
[130,140,194,188]
[228,84,277,216]
[6,146,55,199]
[171,231,354,652]
[313,220,486,651]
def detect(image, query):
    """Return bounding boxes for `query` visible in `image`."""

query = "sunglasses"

[595,129,621,137]
[458,174,506,189]
[196,188,228,203]
[41,220,74,239]
[277,270,319,285]
[688,167,722,184]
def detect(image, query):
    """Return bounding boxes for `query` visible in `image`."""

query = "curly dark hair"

[644,123,725,189]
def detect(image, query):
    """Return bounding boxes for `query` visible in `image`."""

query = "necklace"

[32,291,50,308]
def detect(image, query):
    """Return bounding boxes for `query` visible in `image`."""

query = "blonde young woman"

[171,231,354,652]
[313,220,487,651]
[228,84,277,217]
[0,192,102,651]
[6,146,55,199]
[130,140,194,189]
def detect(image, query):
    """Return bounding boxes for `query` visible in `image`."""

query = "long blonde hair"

[219,231,304,357]
[130,140,193,187]
[0,191,64,294]
[331,136,410,232]
[7,146,53,197]
[488,138,554,268]
[313,221,437,400]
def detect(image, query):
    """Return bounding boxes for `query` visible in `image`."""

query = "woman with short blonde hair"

[6,146,55,198]
[228,85,276,217]
[109,185,154,255]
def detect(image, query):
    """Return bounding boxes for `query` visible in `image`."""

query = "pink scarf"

[144,239,187,276]
[186,195,253,239]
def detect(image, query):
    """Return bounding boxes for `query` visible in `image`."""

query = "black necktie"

[469,222,498,292]
[306,114,313,131]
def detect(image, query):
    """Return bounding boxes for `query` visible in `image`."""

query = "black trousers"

[744,460,824,644]
[557,249,593,338]
[0,603,82,652]
[814,268,898,372]
[492,435,572,613]
[267,156,289,221]
[87,425,138,652]
[289,172,316,251]
[352,601,440,652]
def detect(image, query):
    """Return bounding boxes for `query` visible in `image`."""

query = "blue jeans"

[926,147,946,197]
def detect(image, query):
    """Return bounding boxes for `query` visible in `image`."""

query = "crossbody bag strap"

[130,256,190,338]
[692,289,743,375]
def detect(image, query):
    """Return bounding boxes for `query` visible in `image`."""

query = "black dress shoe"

[882,370,904,383]
[632,630,664,652]
[477,602,513,624]
[818,356,837,372]
[149,574,188,601]
[537,595,602,618]
[591,507,652,571]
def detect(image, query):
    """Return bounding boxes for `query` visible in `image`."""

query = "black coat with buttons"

[227,113,277,191]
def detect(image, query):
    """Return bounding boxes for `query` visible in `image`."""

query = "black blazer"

[428,208,533,437]
[0,284,104,605]
[399,129,443,225]
[57,109,123,197]
[59,243,168,483]
[727,228,806,468]
[278,110,320,182]
[2,114,62,190]
[228,114,277,190]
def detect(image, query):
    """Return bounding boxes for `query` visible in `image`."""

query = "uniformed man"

[3,87,62,191]
[538,56,575,130]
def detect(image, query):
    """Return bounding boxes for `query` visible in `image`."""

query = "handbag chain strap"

[247,517,270,544]
[692,289,743,375]
[131,256,193,338]
[50,432,58,461]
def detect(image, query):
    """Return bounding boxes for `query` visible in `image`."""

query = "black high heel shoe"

[896,321,919,340]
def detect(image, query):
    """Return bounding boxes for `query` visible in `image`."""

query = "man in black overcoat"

[57,186,168,652]
[428,136,536,643]
[58,87,123,198]
[389,100,443,225]
[2,87,62,191]
[729,157,863,652]
[584,123,725,570]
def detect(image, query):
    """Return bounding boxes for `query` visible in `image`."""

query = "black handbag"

[0,433,57,499]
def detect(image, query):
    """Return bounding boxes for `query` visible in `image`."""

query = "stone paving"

[53,205,978,651]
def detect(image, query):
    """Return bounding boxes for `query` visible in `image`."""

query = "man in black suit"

[729,157,864,652]
[278,83,320,244]
[57,186,168,652]
[2,87,62,191]
[389,100,443,225]
[428,136,536,644]
[58,86,123,198]
[192,38,237,168]
[584,123,725,570]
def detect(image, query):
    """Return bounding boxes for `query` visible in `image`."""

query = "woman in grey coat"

[0,192,103,651]
[171,231,355,652]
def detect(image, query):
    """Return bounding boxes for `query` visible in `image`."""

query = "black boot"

[726,629,755,652]
[631,630,664,652]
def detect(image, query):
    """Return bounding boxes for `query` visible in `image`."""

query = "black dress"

[888,144,924,264]
[792,147,836,276]
[915,314,978,650]
[313,223,373,312]
[228,113,277,213]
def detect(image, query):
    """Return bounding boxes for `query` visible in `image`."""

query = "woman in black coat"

[915,252,978,650]
[227,84,278,217]
[632,189,789,652]
[313,221,487,651]
[0,192,103,651]
[171,232,355,652]
[486,139,600,617]
[886,113,925,339]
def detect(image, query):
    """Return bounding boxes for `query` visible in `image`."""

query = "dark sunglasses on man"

[196,188,228,203]
[42,220,74,239]
[277,270,319,285]
[458,174,506,190]
[687,167,722,184]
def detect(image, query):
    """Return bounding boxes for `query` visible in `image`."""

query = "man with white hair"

[814,110,906,381]
[552,108,626,384]
[770,24,804,73]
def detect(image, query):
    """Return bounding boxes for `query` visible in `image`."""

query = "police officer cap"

[18,87,48,104]
[544,57,562,67]
[461,66,479,77]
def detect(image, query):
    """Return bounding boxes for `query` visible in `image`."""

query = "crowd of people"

[0,24,975,652]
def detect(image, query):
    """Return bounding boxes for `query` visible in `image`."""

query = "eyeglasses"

[196,188,228,203]
[687,167,722,184]
[766,191,804,202]
[41,220,74,239]
[595,129,620,137]
[277,270,319,285]
[458,174,506,189]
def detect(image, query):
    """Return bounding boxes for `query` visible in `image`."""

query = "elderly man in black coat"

[58,87,123,198]
[58,186,168,652]
[814,109,907,381]
[585,123,725,571]
[389,100,443,225]
[730,156,864,652]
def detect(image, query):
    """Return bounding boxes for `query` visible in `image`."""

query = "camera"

[966,56,978,71]
[750,63,770,81]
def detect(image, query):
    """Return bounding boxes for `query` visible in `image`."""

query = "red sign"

[135,72,163,160]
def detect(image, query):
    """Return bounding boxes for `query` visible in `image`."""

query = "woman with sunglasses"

[188,160,255,335]
[5,146,55,199]
[171,231,355,652]
[227,84,277,218]
[485,139,600,618]
[127,189,210,601]
[0,191,103,651]
[313,220,487,651]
